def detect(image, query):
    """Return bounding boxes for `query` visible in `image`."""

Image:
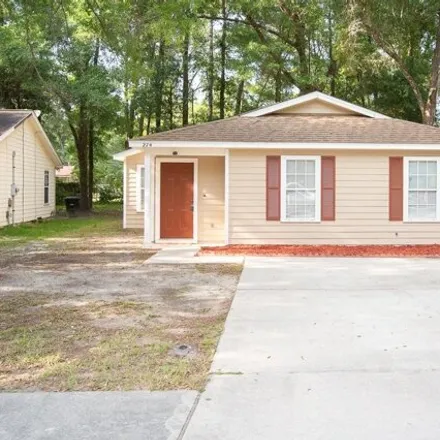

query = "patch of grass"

[0,214,128,251]
[0,294,231,391]
[0,216,122,240]
[195,263,243,276]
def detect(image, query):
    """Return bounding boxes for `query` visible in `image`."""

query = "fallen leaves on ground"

[200,244,440,258]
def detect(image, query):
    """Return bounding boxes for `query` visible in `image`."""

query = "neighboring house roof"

[0,109,63,167]
[132,115,440,145]
[56,165,74,178]
[0,110,33,138]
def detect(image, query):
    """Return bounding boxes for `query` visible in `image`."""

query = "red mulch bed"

[199,244,440,258]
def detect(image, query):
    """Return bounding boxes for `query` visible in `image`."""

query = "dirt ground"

[0,235,242,391]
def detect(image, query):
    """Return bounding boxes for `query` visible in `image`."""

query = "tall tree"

[348,0,440,125]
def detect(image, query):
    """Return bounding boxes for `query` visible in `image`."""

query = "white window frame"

[404,157,440,222]
[44,170,50,205]
[136,164,145,212]
[281,155,321,222]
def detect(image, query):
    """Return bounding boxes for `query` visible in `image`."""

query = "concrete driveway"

[0,391,197,440]
[183,257,440,440]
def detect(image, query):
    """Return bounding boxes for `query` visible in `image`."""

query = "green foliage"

[0,0,439,205]
[56,181,81,206]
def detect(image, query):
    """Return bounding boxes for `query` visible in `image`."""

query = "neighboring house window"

[137,165,145,211]
[44,171,49,204]
[281,156,321,222]
[405,158,440,221]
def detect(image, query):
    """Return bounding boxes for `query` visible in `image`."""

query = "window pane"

[418,206,436,220]
[286,161,296,173]
[286,175,298,188]
[408,206,418,220]
[408,191,418,204]
[418,176,427,188]
[296,174,306,188]
[306,161,315,173]
[306,175,315,189]
[304,205,315,219]
[428,175,437,189]
[428,161,437,174]
[418,161,427,174]
[296,161,306,173]
[140,189,145,210]
[409,161,417,175]
[409,176,417,189]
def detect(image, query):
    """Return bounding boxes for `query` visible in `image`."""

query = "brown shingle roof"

[135,115,440,144]
[0,110,33,137]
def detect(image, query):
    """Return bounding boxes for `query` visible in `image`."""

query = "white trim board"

[143,153,152,245]
[224,149,230,244]
[123,161,127,228]
[241,91,391,119]
[127,140,440,151]
[154,157,198,244]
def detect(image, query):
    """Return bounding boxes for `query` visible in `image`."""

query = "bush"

[56,181,80,205]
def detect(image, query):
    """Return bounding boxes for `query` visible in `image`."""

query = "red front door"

[160,162,194,239]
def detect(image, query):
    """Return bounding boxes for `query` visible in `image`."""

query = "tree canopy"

[1,0,439,209]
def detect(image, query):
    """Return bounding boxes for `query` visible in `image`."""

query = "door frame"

[155,157,198,243]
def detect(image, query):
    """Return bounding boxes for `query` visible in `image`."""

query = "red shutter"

[321,156,335,221]
[389,157,404,221]
[266,156,281,221]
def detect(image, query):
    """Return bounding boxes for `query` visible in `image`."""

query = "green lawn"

[0,210,124,248]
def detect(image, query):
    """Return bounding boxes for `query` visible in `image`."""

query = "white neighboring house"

[0,110,62,227]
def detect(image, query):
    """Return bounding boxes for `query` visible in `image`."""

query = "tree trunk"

[88,119,94,209]
[182,32,190,126]
[138,113,144,136]
[191,89,195,124]
[219,0,227,119]
[423,10,440,125]
[275,70,282,102]
[168,83,174,129]
[155,40,165,131]
[235,80,244,114]
[208,20,214,121]
[73,105,90,212]
[327,10,337,96]
[146,111,151,135]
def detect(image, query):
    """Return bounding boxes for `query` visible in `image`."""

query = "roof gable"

[0,110,62,167]
[242,91,390,119]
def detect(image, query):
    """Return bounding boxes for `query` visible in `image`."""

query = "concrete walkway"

[183,257,440,439]
[147,245,243,264]
[0,391,197,440]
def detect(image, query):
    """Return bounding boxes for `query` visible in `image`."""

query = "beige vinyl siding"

[198,156,225,243]
[124,154,225,242]
[275,100,357,115]
[0,118,56,228]
[229,149,440,245]
[125,153,144,229]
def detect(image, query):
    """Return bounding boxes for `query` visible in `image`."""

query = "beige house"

[114,92,440,246]
[0,110,62,227]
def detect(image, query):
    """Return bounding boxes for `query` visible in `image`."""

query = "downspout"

[11,151,16,226]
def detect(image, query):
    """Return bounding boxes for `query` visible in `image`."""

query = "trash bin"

[65,196,81,217]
